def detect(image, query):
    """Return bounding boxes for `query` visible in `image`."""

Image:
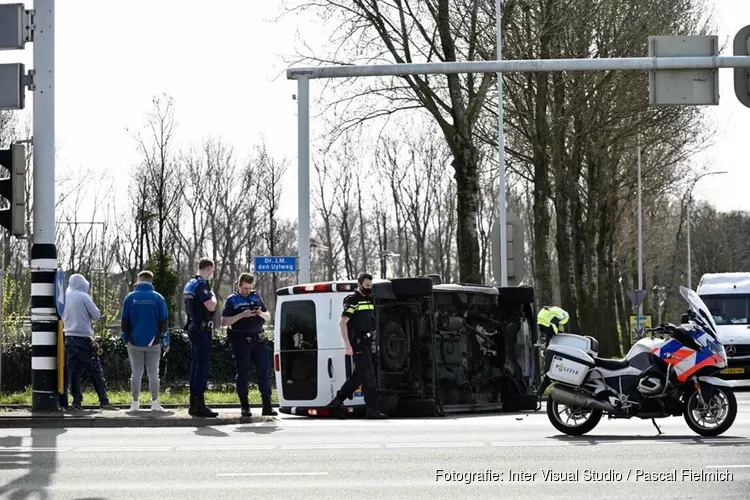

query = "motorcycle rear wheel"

[683,385,737,437]
[546,396,602,436]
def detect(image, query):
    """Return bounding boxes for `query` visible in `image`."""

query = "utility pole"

[637,135,643,316]
[28,1,60,413]
[496,0,508,287]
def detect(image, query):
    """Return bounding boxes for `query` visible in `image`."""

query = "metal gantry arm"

[288,38,750,288]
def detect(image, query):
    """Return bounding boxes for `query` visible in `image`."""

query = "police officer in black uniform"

[327,273,387,419]
[221,272,277,418]
[183,258,218,417]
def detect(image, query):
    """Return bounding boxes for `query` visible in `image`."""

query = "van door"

[276,299,323,406]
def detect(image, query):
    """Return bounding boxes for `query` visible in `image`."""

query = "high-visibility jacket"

[537,306,570,335]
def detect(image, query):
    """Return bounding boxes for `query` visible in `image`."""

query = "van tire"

[396,398,437,418]
[380,321,409,371]
[390,278,433,298]
[496,286,535,304]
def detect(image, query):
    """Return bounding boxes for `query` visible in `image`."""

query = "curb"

[0,402,278,410]
[0,414,262,428]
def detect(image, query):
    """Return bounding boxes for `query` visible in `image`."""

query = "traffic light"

[0,143,26,236]
[733,25,750,108]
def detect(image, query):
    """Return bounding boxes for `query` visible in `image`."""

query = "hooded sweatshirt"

[62,274,101,338]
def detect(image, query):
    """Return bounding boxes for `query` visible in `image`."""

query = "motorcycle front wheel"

[683,384,737,437]
[546,396,602,436]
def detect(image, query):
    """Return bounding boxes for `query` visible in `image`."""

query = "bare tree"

[284,0,519,283]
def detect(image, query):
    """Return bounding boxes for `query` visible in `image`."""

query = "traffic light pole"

[30,0,59,413]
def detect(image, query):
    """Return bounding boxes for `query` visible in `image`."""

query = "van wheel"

[390,278,434,298]
[380,321,409,371]
[396,398,437,418]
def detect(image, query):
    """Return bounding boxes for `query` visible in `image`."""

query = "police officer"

[327,273,387,419]
[183,258,218,418]
[221,273,277,417]
[537,306,570,347]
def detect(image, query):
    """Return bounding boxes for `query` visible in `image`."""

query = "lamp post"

[686,171,728,289]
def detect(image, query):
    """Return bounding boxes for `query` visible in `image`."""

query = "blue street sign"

[54,268,66,316]
[254,256,297,273]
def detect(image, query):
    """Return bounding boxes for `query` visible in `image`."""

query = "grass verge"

[0,387,278,406]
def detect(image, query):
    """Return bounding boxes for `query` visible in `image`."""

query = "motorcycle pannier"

[548,333,599,357]
[544,344,595,386]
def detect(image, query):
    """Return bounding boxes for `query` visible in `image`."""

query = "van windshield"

[700,294,750,325]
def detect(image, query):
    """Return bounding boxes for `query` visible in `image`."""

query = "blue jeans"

[189,329,212,397]
[229,334,271,400]
[64,336,110,406]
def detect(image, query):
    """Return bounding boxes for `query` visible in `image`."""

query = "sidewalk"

[0,406,278,428]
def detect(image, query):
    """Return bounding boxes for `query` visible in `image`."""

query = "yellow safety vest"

[537,306,570,335]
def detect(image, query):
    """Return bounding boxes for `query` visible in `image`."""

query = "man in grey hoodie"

[61,274,115,411]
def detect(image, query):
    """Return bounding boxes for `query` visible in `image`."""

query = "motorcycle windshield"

[679,285,719,338]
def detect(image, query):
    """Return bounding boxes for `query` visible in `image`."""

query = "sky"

[1,0,749,228]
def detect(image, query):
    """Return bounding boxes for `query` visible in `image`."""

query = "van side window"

[280,300,318,351]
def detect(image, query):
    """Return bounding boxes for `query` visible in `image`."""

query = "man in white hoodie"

[61,274,116,411]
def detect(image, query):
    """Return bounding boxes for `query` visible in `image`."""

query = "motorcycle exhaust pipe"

[550,384,614,412]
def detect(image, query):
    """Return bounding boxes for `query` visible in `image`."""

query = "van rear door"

[275,293,365,409]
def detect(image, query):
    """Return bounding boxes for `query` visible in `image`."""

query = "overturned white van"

[696,272,750,380]
[272,277,539,417]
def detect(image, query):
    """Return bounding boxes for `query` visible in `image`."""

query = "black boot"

[193,395,218,418]
[188,395,195,416]
[366,407,388,419]
[326,395,346,419]
[239,394,252,418]
[262,395,277,416]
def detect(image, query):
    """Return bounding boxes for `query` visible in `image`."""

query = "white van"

[272,277,539,417]
[696,272,750,380]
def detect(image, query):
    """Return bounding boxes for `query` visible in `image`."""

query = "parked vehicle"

[696,272,750,380]
[272,277,539,417]
[540,286,737,436]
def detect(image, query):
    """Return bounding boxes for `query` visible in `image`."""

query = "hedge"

[0,329,275,394]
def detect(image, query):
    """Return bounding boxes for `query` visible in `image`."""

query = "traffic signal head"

[0,142,26,236]
[733,25,750,108]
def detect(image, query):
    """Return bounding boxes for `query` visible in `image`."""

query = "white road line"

[76,446,172,452]
[705,465,750,469]
[281,443,379,450]
[178,445,276,451]
[216,472,329,477]
[386,442,485,449]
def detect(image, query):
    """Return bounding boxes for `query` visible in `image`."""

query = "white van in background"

[696,272,750,381]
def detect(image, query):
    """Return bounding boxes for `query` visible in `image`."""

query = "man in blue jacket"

[121,270,170,412]
[222,273,276,417]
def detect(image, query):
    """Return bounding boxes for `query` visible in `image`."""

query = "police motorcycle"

[538,286,737,436]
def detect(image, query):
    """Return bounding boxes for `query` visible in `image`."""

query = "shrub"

[0,329,275,393]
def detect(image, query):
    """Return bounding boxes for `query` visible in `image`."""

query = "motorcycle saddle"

[594,357,630,370]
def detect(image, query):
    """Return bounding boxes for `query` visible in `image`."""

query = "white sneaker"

[151,399,165,412]
[129,400,140,411]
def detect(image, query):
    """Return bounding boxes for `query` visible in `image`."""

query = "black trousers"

[336,332,377,409]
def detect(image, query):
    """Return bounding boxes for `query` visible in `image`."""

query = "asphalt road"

[1,393,750,499]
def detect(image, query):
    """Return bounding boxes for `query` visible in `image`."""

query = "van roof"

[697,272,750,295]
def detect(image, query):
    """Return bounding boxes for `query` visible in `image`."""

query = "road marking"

[281,443,379,450]
[386,442,485,449]
[705,465,750,469]
[76,446,172,452]
[178,445,276,451]
[216,472,329,477]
